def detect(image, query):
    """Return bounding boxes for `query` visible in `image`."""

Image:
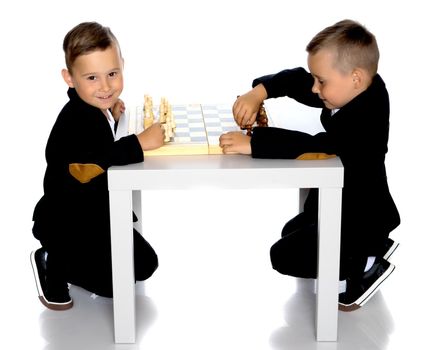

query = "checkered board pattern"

[126,103,246,156]
[201,104,243,154]
[169,105,208,144]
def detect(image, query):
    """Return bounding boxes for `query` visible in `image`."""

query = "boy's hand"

[219,131,251,155]
[136,122,165,151]
[233,84,268,127]
[111,99,126,121]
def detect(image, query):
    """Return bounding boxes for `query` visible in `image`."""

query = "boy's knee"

[270,243,285,272]
[135,252,159,281]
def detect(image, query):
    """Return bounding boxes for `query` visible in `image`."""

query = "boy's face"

[307,48,362,110]
[62,45,124,112]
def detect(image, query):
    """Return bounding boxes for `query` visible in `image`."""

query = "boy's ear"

[352,68,369,89]
[352,69,361,83]
[61,68,75,88]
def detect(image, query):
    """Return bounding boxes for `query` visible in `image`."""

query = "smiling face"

[307,48,364,110]
[62,44,124,113]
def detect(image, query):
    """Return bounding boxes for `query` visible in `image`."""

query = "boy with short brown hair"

[31,22,164,310]
[220,19,400,310]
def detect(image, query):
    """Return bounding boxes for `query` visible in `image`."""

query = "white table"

[108,155,343,343]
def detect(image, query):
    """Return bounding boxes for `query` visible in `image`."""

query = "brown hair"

[306,19,379,76]
[63,22,121,72]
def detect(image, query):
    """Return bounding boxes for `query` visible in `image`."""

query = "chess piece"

[158,97,175,142]
[143,94,154,129]
[236,95,268,136]
[240,101,269,136]
[159,97,168,123]
[256,103,269,128]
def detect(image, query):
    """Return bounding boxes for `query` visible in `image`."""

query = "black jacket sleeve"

[250,127,334,159]
[44,89,144,187]
[252,67,324,108]
[250,68,332,159]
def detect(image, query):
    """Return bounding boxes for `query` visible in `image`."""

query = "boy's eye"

[109,71,117,77]
[87,76,97,81]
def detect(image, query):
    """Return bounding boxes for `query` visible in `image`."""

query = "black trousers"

[270,211,367,281]
[34,222,158,298]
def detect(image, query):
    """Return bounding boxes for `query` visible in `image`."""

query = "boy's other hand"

[219,131,251,155]
[233,84,268,127]
[137,123,165,151]
[111,99,126,121]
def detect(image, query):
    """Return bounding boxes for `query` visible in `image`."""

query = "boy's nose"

[311,82,320,94]
[100,79,111,92]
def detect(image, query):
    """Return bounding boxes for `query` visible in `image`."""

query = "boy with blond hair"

[220,19,400,310]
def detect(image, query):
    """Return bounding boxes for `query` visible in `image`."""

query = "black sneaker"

[338,257,395,312]
[30,248,73,311]
[383,238,399,261]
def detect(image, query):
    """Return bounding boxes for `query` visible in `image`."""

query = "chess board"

[126,103,246,156]
[201,104,242,154]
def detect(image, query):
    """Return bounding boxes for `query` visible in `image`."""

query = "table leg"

[133,190,142,234]
[109,189,136,343]
[316,187,342,341]
[299,188,310,212]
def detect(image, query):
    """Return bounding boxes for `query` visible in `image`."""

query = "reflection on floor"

[7,188,435,349]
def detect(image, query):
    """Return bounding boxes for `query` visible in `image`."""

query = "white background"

[0,1,436,349]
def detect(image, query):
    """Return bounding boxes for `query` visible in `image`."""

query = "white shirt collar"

[331,108,339,116]
[106,109,116,138]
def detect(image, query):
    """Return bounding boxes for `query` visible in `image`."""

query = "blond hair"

[306,19,379,76]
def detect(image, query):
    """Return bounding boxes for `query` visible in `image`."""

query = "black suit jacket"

[250,68,400,256]
[33,88,144,246]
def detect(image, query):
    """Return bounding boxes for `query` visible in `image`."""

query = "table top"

[108,155,343,190]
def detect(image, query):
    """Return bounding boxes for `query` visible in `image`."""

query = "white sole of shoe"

[338,263,396,311]
[30,250,73,311]
[383,241,399,261]
[355,263,395,306]
[30,250,45,298]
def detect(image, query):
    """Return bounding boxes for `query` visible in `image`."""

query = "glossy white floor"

[1,1,437,349]
[5,184,438,350]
